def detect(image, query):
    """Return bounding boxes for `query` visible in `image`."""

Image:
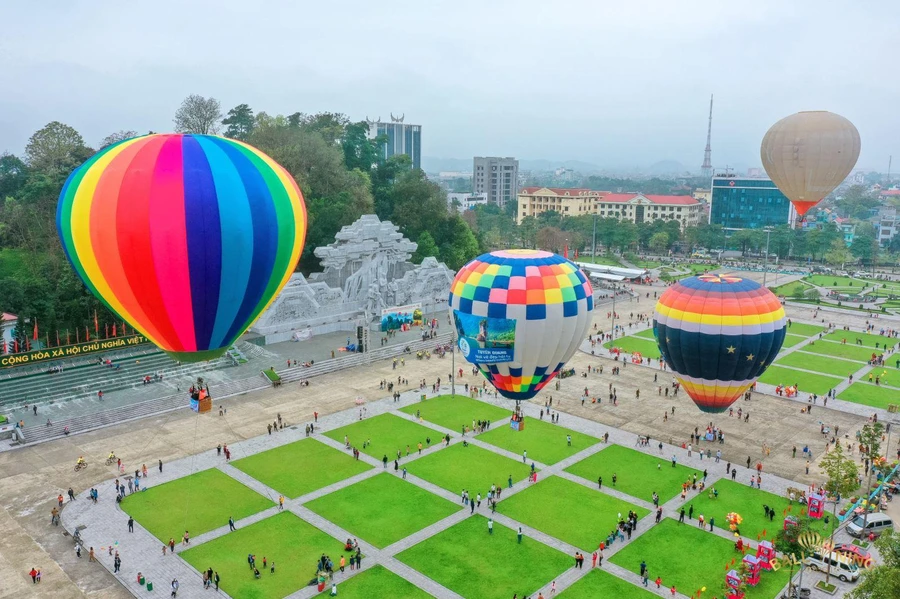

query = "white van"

[804,551,860,582]
[847,513,894,539]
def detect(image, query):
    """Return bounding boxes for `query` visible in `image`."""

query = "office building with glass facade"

[709,176,797,229]
[367,119,422,170]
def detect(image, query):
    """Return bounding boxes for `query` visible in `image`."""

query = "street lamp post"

[592,213,598,260]
[762,227,773,288]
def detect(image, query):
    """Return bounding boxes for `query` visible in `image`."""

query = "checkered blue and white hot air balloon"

[448,250,594,401]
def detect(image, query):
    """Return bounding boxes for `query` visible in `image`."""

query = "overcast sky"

[1,0,897,171]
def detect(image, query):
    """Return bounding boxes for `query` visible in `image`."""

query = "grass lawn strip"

[756,365,842,395]
[565,444,699,503]
[783,322,824,337]
[498,476,648,549]
[398,394,511,433]
[603,336,661,359]
[683,479,837,541]
[821,330,900,349]
[329,565,433,599]
[406,443,532,495]
[838,382,900,410]
[610,519,790,599]
[478,417,599,465]
[781,334,810,348]
[557,568,660,599]
[181,511,338,599]
[396,515,571,599]
[324,413,441,461]
[777,351,860,375]
[121,468,273,543]
[634,328,657,340]
[304,473,460,548]
[800,342,881,362]
[231,438,371,499]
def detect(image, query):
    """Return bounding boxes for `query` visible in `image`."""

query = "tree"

[412,231,440,263]
[536,226,566,253]
[25,122,88,173]
[173,95,223,134]
[98,130,138,149]
[222,104,255,140]
[819,443,860,583]
[851,222,879,264]
[295,112,349,145]
[342,121,381,172]
[11,314,27,350]
[824,239,854,268]
[0,153,29,199]
[649,231,670,254]
[846,530,900,599]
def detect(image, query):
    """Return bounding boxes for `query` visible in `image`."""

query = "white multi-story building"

[474,157,518,208]
[447,192,488,213]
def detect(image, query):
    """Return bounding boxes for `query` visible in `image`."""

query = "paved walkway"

[61,378,835,599]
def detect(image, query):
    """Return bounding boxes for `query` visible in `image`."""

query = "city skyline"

[1,1,897,172]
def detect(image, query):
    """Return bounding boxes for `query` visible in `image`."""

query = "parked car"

[834,543,871,564]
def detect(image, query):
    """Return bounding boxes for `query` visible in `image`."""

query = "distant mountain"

[422,156,603,174]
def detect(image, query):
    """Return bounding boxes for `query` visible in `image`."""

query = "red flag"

[574,248,579,259]
[564,244,569,259]
[76,329,80,343]
[105,323,109,339]
[2,340,6,354]
[112,323,117,337]
[94,310,99,334]
[762,528,767,537]
[33,318,38,340]
[26,338,30,351]
[14,339,19,353]
[85,325,89,340]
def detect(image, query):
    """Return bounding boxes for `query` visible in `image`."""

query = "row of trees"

[0,95,481,342]
[463,202,899,265]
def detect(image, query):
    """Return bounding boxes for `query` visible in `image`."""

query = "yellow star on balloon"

[726,346,736,354]
[746,353,755,361]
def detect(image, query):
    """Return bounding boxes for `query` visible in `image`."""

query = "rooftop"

[600,193,700,206]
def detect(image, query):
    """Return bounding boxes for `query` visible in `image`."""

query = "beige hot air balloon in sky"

[760,111,861,217]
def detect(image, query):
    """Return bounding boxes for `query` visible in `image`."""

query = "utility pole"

[592,212,598,260]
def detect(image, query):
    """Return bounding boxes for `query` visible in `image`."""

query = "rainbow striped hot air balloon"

[57,133,306,362]
[653,274,785,413]
[449,250,593,401]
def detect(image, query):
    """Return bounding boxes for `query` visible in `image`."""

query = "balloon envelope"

[57,133,307,361]
[653,274,785,413]
[760,111,860,216]
[448,250,593,400]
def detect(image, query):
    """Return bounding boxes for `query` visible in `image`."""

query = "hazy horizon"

[2,1,896,172]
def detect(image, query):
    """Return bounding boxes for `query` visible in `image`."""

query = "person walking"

[517,526,523,543]
[488,518,493,535]
[158,459,163,473]
[127,516,134,532]
[170,578,179,598]
[229,516,235,531]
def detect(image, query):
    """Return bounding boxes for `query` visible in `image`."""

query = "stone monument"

[250,215,454,343]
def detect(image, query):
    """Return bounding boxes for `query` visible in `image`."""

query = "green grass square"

[231,438,371,499]
[634,329,656,340]
[822,331,898,349]
[120,468,272,543]
[783,322,824,337]
[781,334,810,348]
[477,417,599,465]
[330,565,432,599]
[396,515,571,599]
[305,473,460,548]
[756,365,842,395]
[181,512,338,599]
[558,568,659,599]
[399,394,511,433]
[324,413,441,461]
[406,443,532,495]
[838,381,900,409]
[610,519,790,599]
[565,444,699,504]
[603,336,661,359]
[682,479,837,541]
[802,342,880,362]
[497,476,648,549]
[777,351,859,375]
